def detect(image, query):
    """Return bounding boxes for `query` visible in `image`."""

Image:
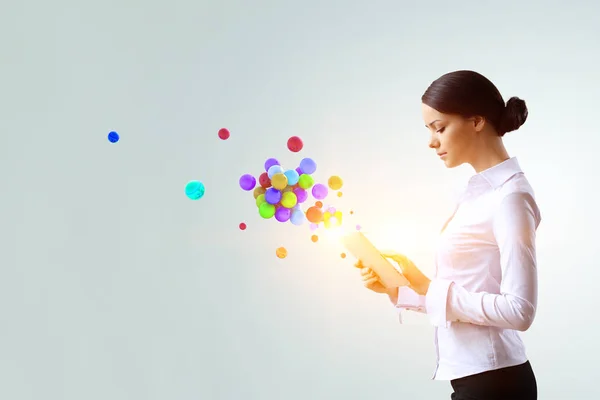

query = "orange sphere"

[276,247,287,259]
[311,235,318,242]
[306,206,324,223]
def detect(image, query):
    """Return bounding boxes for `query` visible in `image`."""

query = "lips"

[437,152,447,156]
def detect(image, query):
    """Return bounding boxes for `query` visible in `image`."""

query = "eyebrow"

[425,119,441,128]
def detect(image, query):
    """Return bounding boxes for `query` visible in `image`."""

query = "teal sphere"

[185,180,205,200]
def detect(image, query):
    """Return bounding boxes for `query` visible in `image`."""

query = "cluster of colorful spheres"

[239,157,344,227]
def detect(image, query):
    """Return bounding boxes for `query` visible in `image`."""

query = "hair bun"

[499,96,528,135]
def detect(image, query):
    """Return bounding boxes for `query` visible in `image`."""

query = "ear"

[470,116,485,132]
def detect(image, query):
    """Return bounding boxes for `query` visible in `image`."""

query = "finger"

[363,277,380,287]
[361,271,376,281]
[360,267,374,276]
[354,260,364,269]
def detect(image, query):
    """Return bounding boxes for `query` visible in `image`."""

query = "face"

[421,103,482,168]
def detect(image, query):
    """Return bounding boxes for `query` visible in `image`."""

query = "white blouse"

[394,157,541,381]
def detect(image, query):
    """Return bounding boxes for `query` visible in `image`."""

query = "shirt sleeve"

[391,286,427,324]
[425,192,541,331]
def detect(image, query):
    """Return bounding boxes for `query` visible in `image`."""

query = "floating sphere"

[265,188,282,204]
[259,172,271,188]
[239,222,247,230]
[108,131,119,143]
[271,173,288,190]
[218,128,230,140]
[328,175,343,190]
[256,194,266,207]
[287,136,304,152]
[298,174,314,189]
[239,174,256,191]
[267,164,284,179]
[306,206,324,223]
[280,191,298,208]
[293,187,308,203]
[276,247,288,259]
[185,180,205,200]
[337,192,343,197]
[312,183,328,200]
[259,202,276,219]
[290,209,305,225]
[299,158,317,174]
[340,253,346,259]
[264,158,280,172]
[284,169,300,186]
[275,207,291,222]
[310,223,318,231]
[356,224,361,231]
[295,167,302,175]
[311,234,319,243]
[315,201,323,208]
[253,186,266,199]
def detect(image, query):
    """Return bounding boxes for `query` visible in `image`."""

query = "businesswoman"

[357,70,541,400]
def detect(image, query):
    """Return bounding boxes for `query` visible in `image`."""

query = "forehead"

[421,103,444,123]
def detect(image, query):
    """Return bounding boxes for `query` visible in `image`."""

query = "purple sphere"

[311,183,328,200]
[275,206,291,222]
[265,188,281,204]
[264,158,280,172]
[293,187,308,203]
[295,167,302,175]
[299,157,317,174]
[239,174,256,191]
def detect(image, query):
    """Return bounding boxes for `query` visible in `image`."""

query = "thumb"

[380,249,401,261]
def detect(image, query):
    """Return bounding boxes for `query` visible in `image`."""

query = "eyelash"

[436,127,445,133]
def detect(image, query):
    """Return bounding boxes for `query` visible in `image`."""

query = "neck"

[469,138,510,173]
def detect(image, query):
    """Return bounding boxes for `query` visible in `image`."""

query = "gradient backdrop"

[2,1,599,399]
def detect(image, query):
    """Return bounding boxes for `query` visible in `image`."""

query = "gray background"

[2,0,598,399]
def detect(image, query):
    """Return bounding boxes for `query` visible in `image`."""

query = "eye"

[436,127,445,133]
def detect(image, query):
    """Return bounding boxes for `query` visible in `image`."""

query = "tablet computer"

[341,231,410,288]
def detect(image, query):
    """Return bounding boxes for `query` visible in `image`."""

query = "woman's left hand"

[380,251,431,295]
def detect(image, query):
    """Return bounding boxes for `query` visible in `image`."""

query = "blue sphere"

[185,180,205,200]
[108,131,120,143]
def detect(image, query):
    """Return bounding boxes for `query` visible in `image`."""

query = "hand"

[354,260,397,296]
[380,251,431,296]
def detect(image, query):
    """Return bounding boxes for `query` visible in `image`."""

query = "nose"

[428,133,439,149]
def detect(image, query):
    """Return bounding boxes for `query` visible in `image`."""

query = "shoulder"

[493,174,542,224]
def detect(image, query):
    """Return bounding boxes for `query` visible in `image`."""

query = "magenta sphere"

[311,183,328,200]
[293,187,308,203]
[275,206,291,222]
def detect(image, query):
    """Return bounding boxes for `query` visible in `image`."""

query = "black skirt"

[450,361,537,400]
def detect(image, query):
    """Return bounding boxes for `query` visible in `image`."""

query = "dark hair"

[421,70,528,137]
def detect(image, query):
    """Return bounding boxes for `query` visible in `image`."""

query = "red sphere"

[287,136,303,152]
[218,128,230,140]
[239,222,247,230]
[259,172,271,188]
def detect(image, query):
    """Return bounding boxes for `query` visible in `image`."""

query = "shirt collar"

[474,157,523,189]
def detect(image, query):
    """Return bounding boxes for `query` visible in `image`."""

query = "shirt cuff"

[425,279,454,327]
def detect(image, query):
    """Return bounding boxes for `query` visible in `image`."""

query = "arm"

[425,192,541,331]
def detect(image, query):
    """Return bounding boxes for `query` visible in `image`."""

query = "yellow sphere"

[328,175,343,191]
[256,194,266,207]
[280,191,298,208]
[271,173,288,190]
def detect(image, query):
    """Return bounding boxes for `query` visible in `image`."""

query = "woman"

[357,70,541,400]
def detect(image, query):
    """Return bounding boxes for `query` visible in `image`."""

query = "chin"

[443,158,461,169]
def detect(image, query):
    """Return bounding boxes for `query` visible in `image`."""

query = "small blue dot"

[108,131,120,143]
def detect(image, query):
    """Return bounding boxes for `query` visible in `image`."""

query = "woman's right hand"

[355,260,397,297]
